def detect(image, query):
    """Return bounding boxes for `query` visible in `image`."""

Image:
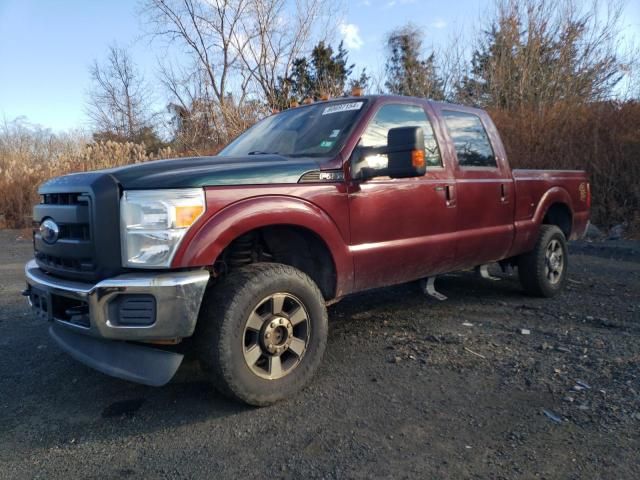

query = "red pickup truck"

[25,95,590,405]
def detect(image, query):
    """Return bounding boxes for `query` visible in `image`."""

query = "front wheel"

[517,225,568,297]
[196,263,328,406]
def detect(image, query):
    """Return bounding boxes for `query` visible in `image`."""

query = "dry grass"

[490,101,640,233]
[2,101,639,235]
[0,127,173,228]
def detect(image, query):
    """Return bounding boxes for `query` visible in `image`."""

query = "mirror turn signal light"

[411,149,425,168]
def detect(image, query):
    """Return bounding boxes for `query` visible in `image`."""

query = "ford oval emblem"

[40,219,60,244]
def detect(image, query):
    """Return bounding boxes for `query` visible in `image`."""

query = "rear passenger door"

[436,107,514,268]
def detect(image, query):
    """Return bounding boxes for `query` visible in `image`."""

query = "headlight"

[120,188,205,268]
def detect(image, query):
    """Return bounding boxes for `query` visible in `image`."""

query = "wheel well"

[215,225,337,300]
[543,203,572,238]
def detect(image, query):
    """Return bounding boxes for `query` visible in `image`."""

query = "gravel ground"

[0,229,638,479]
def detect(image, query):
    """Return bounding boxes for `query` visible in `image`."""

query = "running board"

[420,276,447,301]
[476,264,501,281]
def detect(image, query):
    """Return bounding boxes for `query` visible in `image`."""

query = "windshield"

[219,100,368,158]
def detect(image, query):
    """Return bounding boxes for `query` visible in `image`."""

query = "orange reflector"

[351,86,363,97]
[175,205,204,228]
[411,149,425,168]
[320,92,330,101]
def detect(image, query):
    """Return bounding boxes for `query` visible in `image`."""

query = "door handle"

[434,184,455,207]
[445,185,455,207]
[500,183,508,203]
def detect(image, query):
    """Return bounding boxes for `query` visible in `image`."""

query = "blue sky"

[0,0,638,132]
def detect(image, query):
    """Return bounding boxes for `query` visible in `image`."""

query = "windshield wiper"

[247,150,280,155]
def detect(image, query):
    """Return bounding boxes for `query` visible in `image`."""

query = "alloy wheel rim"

[544,239,564,285]
[242,293,310,380]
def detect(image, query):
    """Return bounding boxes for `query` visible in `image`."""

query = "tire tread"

[518,224,568,297]
[195,263,327,406]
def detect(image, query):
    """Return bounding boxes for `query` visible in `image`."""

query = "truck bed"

[510,169,590,256]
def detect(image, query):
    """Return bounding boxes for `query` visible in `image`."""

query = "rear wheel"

[518,225,568,297]
[196,263,328,406]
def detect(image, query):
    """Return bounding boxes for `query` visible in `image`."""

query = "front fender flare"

[172,195,353,297]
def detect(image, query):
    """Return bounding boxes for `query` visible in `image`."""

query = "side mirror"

[385,126,426,178]
[353,126,427,180]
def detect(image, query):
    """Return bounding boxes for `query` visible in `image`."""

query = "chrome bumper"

[24,259,210,341]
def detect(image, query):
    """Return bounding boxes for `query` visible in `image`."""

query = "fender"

[532,186,574,225]
[509,186,574,257]
[172,195,354,297]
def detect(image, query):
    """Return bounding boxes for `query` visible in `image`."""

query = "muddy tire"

[195,263,328,406]
[518,225,568,297]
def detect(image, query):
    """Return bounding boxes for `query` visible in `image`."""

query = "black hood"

[107,154,320,189]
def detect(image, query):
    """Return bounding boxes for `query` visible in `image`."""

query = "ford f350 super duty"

[25,95,590,405]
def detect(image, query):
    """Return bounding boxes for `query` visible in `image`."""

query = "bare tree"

[86,45,152,139]
[437,31,468,102]
[143,0,336,140]
[457,0,627,109]
[233,0,333,107]
[159,60,265,152]
[143,0,249,107]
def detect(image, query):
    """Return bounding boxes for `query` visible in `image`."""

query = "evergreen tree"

[274,41,360,107]
[349,68,371,92]
[384,24,444,100]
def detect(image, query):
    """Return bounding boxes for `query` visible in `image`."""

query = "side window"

[360,104,442,168]
[442,111,496,168]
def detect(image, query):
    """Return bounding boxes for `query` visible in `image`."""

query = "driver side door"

[348,101,458,292]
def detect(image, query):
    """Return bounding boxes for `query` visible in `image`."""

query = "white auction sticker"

[322,102,363,115]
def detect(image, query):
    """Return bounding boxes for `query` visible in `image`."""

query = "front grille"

[34,173,123,282]
[32,222,90,241]
[34,251,95,272]
[41,192,88,206]
[33,190,95,279]
[58,223,91,241]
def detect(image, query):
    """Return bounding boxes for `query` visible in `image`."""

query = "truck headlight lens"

[120,189,205,268]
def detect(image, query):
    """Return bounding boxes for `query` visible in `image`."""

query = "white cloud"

[339,23,364,50]
[431,18,448,29]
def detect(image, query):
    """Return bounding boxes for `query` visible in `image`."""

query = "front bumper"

[25,259,210,341]
[24,260,210,386]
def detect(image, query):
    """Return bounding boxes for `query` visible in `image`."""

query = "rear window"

[442,111,496,168]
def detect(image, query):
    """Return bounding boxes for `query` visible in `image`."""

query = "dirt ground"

[0,229,638,479]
